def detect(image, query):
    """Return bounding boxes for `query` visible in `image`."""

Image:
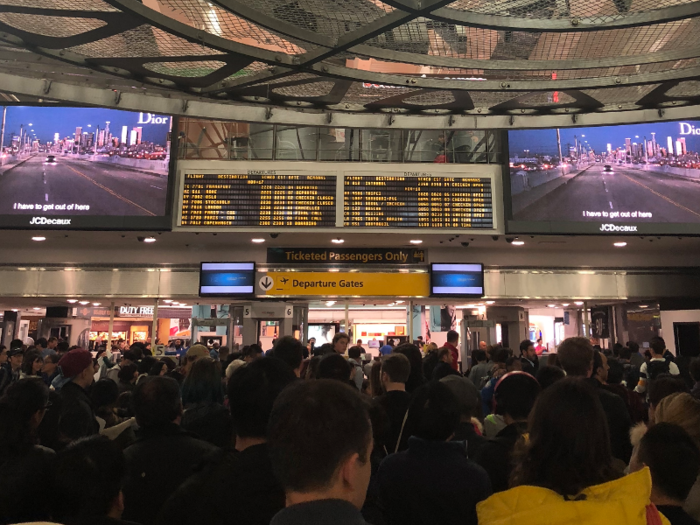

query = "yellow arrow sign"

[261,272,429,297]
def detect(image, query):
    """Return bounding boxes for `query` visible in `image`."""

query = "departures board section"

[180,172,336,227]
[344,174,493,228]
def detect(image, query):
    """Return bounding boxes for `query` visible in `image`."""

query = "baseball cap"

[186,344,210,359]
[58,348,93,378]
[7,347,24,357]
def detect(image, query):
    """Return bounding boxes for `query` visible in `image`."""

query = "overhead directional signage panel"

[256,271,429,297]
[267,247,426,265]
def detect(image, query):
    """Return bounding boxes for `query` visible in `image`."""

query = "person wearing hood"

[477,377,668,525]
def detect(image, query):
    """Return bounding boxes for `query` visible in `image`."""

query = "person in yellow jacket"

[477,377,670,525]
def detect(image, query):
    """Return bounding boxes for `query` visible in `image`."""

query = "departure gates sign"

[257,271,430,297]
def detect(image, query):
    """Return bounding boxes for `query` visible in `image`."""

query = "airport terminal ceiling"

[3,0,700,127]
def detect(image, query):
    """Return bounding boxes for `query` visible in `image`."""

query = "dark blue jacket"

[376,436,492,525]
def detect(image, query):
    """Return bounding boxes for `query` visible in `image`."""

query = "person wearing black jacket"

[0,379,55,524]
[157,358,297,525]
[432,348,461,381]
[122,377,219,525]
[376,353,412,453]
[558,337,633,463]
[474,372,541,492]
[519,340,539,377]
[57,349,100,447]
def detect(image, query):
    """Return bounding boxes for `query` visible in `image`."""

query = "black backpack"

[623,362,640,391]
[647,360,671,382]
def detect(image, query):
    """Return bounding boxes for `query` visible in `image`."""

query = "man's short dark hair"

[272,336,305,371]
[519,340,534,353]
[606,358,624,385]
[472,349,486,363]
[53,436,125,520]
[437,347,451,361]
[592,350,604,378]
[348,346,362,360]
[56,341,69,353]
[536,365,566,390]
[332,332,350,346]
[627,341,640,354]
[650,336,666,356]
[690,358,700,383]
[317,353,351,383]
[132,376,181,428]
[495,372,541,420]
[648,376,688,407]
[638,422,700,502]
[381,353,411,384]
[558,337,594,377]
[35,337,48,349]
[129,343,144,361]
[618,345,632,360]
[228,357,296,438]
[446,330,459,344]
[44,353,60,364]
[406,381,460,441]
[9,339,23,350]
[269,380,372,492]
[121,350,136,362]
[48,337,58,344]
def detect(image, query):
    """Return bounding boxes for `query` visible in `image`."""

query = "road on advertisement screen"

[0,155,167,216]
[515,165,700,223]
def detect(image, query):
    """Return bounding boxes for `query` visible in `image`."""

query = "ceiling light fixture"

[562,303,570,307]
[574,301,584,306]
[410,239,423,245]
[92,302,101,306]
[78,301,90,305]
[31,236,46,242]
[326,301,336,306]
[486,300,495,305]
[142,236,157,243]
[331,238,344,244]
[67,299,78,304]
[639,305,649,308]
[512,240,525,246]
[163,299,173,303]
[33,307,41,310]
[251,238,265,243]
[548,304,556,307]
[614,242,627,247]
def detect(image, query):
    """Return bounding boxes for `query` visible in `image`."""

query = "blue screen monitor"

[430,263,485,298]
[199,262,255,297]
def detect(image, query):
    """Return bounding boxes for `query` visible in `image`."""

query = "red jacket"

[444,342,459,371]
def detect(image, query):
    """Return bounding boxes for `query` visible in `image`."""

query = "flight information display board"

[180,172,336,227]
[344,174,493,228]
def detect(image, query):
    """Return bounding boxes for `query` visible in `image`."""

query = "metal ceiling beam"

[2,70,700,129]
[348,43,700,72]
[429,2,700,32]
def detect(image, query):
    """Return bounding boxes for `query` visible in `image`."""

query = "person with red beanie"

[57,348,99,447]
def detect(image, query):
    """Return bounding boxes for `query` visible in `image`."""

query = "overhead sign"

[118,306,154,317]
[257,271,429,297]
[267,248,426,265]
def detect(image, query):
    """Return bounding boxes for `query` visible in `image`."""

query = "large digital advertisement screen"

[507,120,700,234]
[199,262,256,297]
[0,106,173,229]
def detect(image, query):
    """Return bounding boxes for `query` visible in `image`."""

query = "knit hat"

[58,348,93,378]
[186,344,210,359]
[440,375,480,416]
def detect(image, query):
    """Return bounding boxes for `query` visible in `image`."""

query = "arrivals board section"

[180,172,336,227]
[344,175,493,228]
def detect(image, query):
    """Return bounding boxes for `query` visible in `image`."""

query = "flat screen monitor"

[0,106,174,229]
[506,120,700,235]
[430,263,485,298]
[199,262,256,297]
[308,323,337,346]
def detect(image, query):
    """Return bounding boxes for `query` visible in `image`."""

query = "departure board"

[344,175,493,228]
[180,173,336,227]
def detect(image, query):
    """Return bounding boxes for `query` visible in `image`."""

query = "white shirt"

[634,357,680,394]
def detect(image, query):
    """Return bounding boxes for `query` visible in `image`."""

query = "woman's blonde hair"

[655,392,700,449]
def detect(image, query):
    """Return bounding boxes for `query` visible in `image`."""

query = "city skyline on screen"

[1,106,171,146]
[509,120,700,157]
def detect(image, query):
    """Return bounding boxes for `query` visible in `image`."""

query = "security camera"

[505,237,515,244]
[461,242,470,248]
[492,236,499,241]
[270,233,279,239]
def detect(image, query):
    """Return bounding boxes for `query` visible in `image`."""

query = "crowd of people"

[1,330,700,525]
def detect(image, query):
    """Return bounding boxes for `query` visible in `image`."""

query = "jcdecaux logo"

[29,216,71,225]
[599,223,637,232]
